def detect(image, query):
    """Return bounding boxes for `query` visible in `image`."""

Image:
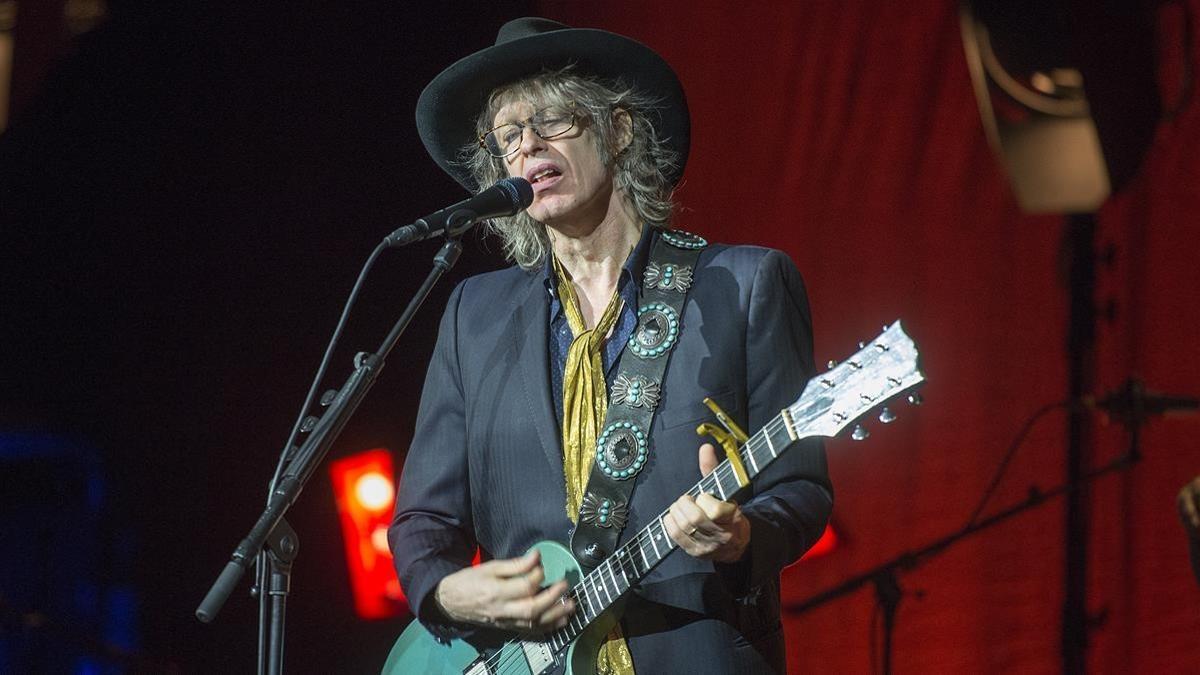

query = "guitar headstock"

[790,321,925,439]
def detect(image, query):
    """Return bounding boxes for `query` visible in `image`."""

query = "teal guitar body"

[382,541,615,675]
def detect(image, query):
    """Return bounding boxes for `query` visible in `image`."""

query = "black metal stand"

[195,235,465,674]
[1062,213,1097,675]
[784,439,1141,674]
[871,570,902,675]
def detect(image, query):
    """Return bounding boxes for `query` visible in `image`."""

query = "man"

[389,17,832,673]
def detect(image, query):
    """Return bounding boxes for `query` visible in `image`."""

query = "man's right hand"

[433,549,575,633]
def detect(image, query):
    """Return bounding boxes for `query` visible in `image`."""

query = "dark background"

[1,1,528,671]
[3,1,1200,673]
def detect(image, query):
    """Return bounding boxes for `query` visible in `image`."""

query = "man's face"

[491,100,615,227]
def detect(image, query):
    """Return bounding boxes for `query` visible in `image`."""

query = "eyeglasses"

[480,106,578,158]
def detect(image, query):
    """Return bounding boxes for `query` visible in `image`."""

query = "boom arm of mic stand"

[195,237,464,635]
[785,450,1140,616]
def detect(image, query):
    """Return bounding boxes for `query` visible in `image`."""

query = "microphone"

[385,177,534,247]
[1085,378,1199,426]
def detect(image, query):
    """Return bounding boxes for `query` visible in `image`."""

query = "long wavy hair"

[460,67,679,269]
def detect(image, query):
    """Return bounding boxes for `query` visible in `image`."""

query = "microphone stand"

[196,232,466,674]
[784,426,1145,675]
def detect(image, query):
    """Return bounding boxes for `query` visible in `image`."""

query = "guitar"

[383,321,925,675]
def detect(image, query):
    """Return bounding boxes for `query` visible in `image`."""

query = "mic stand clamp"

[256,518,298,675]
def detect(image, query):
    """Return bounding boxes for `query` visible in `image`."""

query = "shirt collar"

[542,224,656,301]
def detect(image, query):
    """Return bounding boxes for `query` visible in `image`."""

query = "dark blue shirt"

[544,226,654,423]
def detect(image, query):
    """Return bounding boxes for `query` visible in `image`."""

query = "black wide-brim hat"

[416,17,690,192]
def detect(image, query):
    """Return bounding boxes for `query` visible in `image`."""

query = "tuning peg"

[851,424,870,441]
[826,359,838,369]
[879,407,896,424]
[907,392,923,406]
[858,341,866,349]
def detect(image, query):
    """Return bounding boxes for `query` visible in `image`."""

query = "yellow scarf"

[553,255,635,675]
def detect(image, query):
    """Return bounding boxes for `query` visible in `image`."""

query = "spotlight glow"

[355,472,394,512]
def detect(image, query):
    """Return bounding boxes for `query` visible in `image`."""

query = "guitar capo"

[695,397,751,489]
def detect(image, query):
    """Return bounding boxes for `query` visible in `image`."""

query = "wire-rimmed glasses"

[480,106,578,158]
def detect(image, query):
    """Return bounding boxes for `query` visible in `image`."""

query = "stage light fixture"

[329,448,407,620]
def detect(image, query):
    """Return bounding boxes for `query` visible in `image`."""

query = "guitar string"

[480,413,796,675]
[482,449,765,675]
[537,419,780,653]
[536,358,913,659]
[474,338,913,672]
[488,389,881,675]
[483,412,799,674]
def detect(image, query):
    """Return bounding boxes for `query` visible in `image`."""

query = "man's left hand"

[665,443,751,563]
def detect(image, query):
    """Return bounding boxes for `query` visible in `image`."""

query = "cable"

[964,400,1069,529]
[267,240,389,496]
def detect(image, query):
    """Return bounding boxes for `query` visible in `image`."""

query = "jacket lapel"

[512,274,563,476]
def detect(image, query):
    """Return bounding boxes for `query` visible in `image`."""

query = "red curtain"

[541,2,1200,671]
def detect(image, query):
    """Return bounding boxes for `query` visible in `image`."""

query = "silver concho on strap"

[579,494,628,529]
[628,302,680,359]
[611,374,661,410]
[644,262,693,293]
[595,421,648,480]
[660,229,708,250]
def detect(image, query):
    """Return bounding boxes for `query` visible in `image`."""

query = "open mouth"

[529,167,562,184]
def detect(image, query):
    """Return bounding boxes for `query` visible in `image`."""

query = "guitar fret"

[625,547,642,579]
[764,429,777,457]
[745,441,760,473]
[593,575,607,614]
[714,472,727,500]
[579,581,595,622]
[592,576,604,617]
[638,537,651,569]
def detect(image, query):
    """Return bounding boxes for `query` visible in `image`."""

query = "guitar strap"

[570,228,707,570]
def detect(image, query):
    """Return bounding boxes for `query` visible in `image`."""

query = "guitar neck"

[548,407,801,650]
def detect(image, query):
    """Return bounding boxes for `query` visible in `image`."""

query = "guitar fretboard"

[545,408,800,652]
[482,321,922,670]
